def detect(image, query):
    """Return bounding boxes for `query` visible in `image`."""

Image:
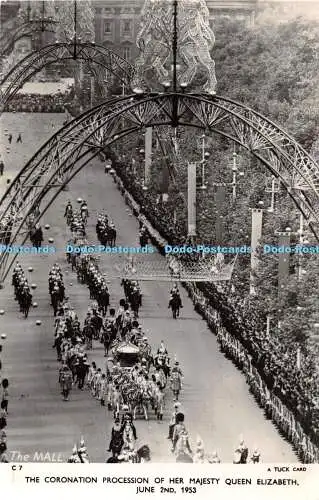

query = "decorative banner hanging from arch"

[250,208,263,295]
[187,162,197,237]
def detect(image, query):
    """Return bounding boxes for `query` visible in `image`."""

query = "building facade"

[93,0,259,62]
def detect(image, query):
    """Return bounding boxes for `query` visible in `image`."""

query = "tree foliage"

[112,16,319,352]
[213,18,319,151]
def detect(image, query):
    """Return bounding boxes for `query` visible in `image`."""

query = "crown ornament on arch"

[132,0,217,94]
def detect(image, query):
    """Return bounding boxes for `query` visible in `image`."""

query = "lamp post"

[27,0,31,22]
[266,315,271,337]
[277,308,282,330]
[131,157,136,175]
[73,0,78,60]
[144,127,152,187]
[138,147,144,182]
[201,135,206,187]
[297,208,306,281]
[296,346,301,369]
[289,183,311,281]
[90,77,94,108]
[198,134,210,190]
[232,151,238,202]
[265,176,280,213]
[276,227,291,298]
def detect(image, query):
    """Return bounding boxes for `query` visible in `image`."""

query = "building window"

[123,20,132,33]
[104,21,112,34]
[123,47,131,60]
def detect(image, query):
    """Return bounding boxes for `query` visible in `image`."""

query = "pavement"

[0,113,297,463]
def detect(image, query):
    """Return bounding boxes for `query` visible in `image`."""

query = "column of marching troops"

[55,203,184,462]
[61,203,149,461]
[0,264,35,462]
[63,201,193,461]
[11,265,33,318]
[59,200,262,463]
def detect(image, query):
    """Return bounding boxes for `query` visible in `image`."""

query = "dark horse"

[106,227,117,247]
[21,289,32,318]
[74,359,89,389]
[133,445,151,462]
[106,445,151,463]
[101,328,112,356]
[168,293,182,319]
[139,231,149,247]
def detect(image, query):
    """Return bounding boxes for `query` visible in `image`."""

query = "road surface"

[0,113,297,462]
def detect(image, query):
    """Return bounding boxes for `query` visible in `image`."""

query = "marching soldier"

[80,201,89,224]
[193,437,208,463]
[170,361,183,401]
[91,367,102,398]
[78,437,89,463]
[155,382,165,421]
[167,402,181,440]
[30,223,43,248]
[172,412,188,453]
[97,373,107,405]
[250,448,261,463]
[68,445,81,463]
[59,365,73,401]
[233,436,248,464]
[64,201,73,222]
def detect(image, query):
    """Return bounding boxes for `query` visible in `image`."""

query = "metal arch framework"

[0,19,57,57]
[0,42,134,112]
[0,92,318,283]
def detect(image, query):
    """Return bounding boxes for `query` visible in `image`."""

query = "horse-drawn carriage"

[110,342,154,421]
[112,342,141,370]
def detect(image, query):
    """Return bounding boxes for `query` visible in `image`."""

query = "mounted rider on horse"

[168,285,183,319]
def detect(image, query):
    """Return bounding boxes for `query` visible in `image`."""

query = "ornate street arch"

[0,42,134,112]
[0,92,318,283]
[0,19,57,57]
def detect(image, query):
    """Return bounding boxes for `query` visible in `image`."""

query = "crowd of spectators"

[199,285,319,447]
[0,343,9,462]
[108,154,319,451]
[4,93,69,113]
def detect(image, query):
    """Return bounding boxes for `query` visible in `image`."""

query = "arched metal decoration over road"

[0,92,318,283]
[0,42,134,112]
